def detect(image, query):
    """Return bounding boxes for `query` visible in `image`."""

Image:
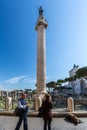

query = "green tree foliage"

[76,66,87,78]
[65,77,75,82]
[46,81,57,93]
[57,79,65,85]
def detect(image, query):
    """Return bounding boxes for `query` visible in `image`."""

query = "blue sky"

[0,0,87,91]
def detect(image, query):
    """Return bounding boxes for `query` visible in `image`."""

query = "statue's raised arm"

[38,6,44,16]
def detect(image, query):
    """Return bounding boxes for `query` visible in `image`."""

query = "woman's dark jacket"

[42,100,52,121]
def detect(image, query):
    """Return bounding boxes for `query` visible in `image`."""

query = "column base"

[33,92,48,111]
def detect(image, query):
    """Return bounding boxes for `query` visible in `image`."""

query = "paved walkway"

[52,118,87,130]
[0,116,87,130]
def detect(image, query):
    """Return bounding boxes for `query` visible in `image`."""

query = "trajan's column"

[35,7,48,95]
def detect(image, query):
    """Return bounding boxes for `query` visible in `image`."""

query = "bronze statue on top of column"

[38,6,44,16]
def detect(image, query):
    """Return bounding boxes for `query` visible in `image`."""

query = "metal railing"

[0,97,87,111]
[0,99,35,111]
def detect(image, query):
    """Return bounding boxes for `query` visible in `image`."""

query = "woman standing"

[42,94,53,130]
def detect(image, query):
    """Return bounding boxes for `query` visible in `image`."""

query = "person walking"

[15,93,29,130]
[42,94,53,130]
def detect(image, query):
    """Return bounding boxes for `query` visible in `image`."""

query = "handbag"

[37,106,44,117]
[14,107,21,116]
[37,106,46,117]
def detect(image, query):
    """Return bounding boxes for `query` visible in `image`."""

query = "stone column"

[34,8,48,111]
[67,97,74,112]
[35,15,48,94]
[6,96,12,111]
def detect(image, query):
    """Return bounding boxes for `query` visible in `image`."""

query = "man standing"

[15,93,28,130]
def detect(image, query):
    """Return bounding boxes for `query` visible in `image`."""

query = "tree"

[46,81,57,93]
[56,79,66,94]
[57,79,66,85]
[76,66,87,78]
[64,77,77,94]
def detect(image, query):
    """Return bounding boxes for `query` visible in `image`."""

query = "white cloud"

[0,84,10,91]
[23,77,36,83]
[5,75,36,84]
[5,75,29,84]
[0,84,4,90]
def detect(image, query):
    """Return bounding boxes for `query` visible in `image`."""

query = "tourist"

[42,94,53,130]
[15,93,29,130]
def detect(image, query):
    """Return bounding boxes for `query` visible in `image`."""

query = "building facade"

[69,64,87,95]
